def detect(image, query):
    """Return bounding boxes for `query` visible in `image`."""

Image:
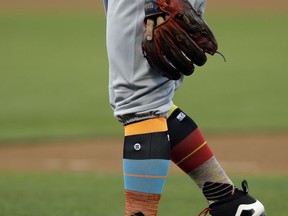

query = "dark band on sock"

[124,132,170,160]
[167,108,198,149]
[203,182,234,201]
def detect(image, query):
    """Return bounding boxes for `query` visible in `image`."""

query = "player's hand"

[146,16,165,41]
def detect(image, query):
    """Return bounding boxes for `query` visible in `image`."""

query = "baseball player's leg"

[123,117,170,216]
[167,105,266,215]
[104,0,175,122]
[104,0,176,215]
[167,105,234,202]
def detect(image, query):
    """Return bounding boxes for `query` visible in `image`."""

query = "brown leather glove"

[142,0,218,80]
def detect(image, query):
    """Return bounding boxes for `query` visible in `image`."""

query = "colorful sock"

[167,106,234,202]
[123,117,170,216]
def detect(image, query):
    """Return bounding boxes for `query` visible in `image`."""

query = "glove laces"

[198,207,211,216]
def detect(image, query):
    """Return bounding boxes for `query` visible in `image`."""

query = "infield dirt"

[0,134,287,175]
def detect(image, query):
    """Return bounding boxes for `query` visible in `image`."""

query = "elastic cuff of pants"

[119,111,169,126]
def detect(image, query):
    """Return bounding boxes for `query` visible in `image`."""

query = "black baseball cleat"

[199,180,266,216]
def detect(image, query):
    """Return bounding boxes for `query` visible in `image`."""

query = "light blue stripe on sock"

[123,159,170,194]
[124,159,170,176]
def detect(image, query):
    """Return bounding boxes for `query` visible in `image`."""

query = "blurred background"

[0,0,287,215]
[0,0,288,141]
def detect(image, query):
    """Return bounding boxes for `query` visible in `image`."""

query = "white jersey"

[102,0,206,124]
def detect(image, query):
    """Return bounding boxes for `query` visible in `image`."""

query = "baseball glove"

[142,0,218,80]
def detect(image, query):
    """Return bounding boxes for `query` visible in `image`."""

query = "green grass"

[0,172,286,215]
[0,11,288,141]
[0,9,287,216]
[0,11,121,141]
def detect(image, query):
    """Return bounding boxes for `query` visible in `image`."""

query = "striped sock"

[167,106,234,202]
[123,117,170,216]
[202,181,235,202]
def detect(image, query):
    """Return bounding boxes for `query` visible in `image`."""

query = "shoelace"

[198,208,211,216]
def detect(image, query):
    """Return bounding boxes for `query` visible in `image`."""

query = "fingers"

[146,19,155,41]
[156,16,165,25]
[146,16,166,41]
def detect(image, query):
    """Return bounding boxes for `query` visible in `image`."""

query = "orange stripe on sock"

[124,117,167,136]
[124,173,167,179]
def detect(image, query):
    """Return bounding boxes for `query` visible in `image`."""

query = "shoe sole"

[235,200,266,216]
